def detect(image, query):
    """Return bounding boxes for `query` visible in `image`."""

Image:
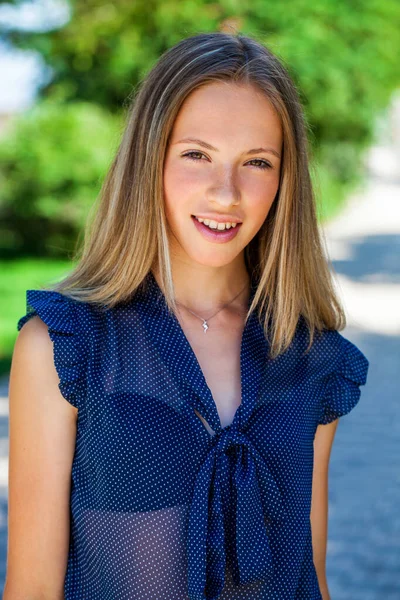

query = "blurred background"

[0,0,399,597]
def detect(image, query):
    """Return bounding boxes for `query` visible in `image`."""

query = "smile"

[191,215,242,243]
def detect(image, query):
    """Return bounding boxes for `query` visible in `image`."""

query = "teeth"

[195,216,239,230]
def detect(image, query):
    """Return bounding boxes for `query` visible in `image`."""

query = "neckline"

[144,270,263,435]
[146,269,258,308]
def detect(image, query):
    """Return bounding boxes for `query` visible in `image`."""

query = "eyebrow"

[174,137,281,159]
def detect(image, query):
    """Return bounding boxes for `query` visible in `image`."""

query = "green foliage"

[8,0,398,125]
[0,98,122,256]
[1,0,399,257]
[0,258,72,375]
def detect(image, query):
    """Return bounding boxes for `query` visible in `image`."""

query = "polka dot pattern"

[16,272,369,599]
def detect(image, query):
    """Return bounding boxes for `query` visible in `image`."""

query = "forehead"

[170,81,282,147]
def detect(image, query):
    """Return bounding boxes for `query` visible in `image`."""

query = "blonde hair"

[48,31,346,358]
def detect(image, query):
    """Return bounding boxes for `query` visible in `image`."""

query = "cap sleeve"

[318,335,369,425]
[17,289,88,411]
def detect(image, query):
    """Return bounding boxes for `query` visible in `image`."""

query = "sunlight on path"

[322,93,400,336]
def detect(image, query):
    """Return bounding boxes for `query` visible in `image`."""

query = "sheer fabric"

[16,272,369,599]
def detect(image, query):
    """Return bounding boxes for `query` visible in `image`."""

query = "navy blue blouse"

[17,271,369,599]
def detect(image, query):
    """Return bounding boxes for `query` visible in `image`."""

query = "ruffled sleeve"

[17,289,88,411]
[318,335,369,425]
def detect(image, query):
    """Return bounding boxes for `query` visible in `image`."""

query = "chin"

[186,250,241,269]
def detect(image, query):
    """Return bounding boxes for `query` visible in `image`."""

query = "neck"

[152,262,251,314]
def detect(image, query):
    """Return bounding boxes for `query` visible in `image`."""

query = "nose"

[207,165,241,207]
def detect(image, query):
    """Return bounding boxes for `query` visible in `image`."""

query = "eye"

[181,152,272,170]
[247,159,272,170]
[181,151,207,162]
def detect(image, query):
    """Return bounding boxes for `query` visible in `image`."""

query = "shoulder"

[16,289,96,412]
[316,327,369,380]
[289,319,370,425]
[17,289,96,336]
[313,328,370,425]
[296,318,369,377]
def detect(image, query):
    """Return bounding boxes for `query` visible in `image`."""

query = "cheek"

[163,161,183,224]
[163,173,195,233]
[163,190,181,232]
[241,164,280,194]
[164,158,204,195]
[245,175,279,222]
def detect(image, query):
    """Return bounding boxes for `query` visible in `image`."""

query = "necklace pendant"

[202,320,209,333]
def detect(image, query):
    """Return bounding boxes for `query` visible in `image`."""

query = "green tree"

[0,99,121,256]
[1,0,399,256]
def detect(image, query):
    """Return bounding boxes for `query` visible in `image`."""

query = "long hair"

[48,31,346,358]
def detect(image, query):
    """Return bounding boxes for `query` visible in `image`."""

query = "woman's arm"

[3,316,78,599]
[311,419,339,600]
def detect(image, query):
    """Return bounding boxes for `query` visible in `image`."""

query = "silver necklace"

[175,283,248,333]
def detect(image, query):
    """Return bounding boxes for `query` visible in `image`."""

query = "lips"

[191,214,242,243]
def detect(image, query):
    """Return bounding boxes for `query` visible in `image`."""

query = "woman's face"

[163,81,283,268]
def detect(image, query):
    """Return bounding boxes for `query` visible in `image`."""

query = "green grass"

[0,259,73,376]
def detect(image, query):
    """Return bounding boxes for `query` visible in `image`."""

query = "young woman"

[5,31,369,600]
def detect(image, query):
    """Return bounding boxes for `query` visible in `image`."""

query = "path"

[320,92,400,599]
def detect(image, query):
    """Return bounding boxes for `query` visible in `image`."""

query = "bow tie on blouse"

[186,423,287,600]
[141,272,287,598]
